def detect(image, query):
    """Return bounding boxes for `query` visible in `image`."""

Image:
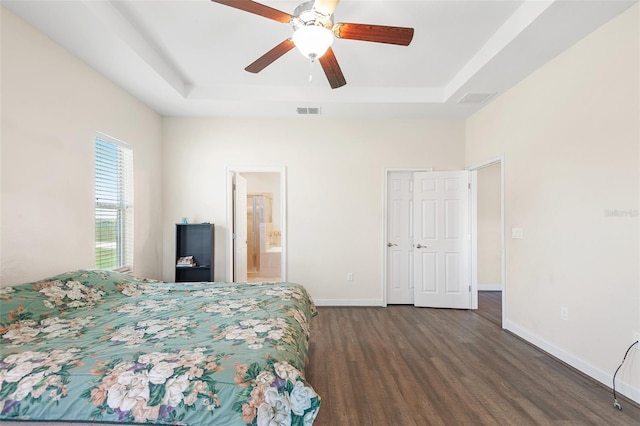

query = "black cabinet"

[175,224,214,282]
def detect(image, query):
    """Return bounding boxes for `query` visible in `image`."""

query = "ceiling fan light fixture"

[292,25,334,60]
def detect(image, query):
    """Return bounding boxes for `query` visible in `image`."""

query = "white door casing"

[234,173,248,282]
[386,171,415,304]
[413,171,471,309]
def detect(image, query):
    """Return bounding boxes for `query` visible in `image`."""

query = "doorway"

[226,168,287,283]
[246,192,280,282]
[475,163,502,290]
[382,162,505,322]
[469,157,505,326]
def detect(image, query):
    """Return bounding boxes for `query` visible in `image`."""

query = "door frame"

[382,162,505,317]
[382,167,432,307]
[226,166,287,282]
[467,155,506,327]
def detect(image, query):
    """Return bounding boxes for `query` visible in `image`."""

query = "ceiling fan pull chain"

[309,59,314,83]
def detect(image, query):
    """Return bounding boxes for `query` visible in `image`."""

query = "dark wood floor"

[305,292,640,425]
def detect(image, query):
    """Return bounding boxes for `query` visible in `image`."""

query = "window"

[95,134,133,271]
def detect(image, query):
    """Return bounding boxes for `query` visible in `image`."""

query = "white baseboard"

[479,283,502,291]
[504,319,640,404]
[313,299,383,307]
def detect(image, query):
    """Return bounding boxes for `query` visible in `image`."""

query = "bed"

[0,270,320,425]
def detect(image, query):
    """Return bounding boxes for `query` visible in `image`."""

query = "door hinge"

[469,285,471,292]
[468,182,471,189]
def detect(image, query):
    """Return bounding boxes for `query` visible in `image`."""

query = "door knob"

[387,242,398,247]
[415,244,427,249]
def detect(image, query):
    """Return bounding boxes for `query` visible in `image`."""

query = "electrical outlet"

[560,306,568,321]
[511,228,524,239]
[347,273,353,281]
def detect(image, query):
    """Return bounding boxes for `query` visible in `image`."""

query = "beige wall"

[477,163,501,286]
[161,118,465,302]
[466,4,639,397]
[0,8,164,286]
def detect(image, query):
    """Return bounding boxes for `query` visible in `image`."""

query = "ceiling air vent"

[457,92,496,104]
[297,107,322,115]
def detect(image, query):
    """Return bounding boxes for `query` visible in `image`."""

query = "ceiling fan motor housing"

[292,1,334,30]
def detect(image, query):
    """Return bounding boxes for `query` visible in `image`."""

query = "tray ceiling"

[3,0,637,118]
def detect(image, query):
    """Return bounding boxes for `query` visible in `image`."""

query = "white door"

[413,171,471,309]
[234,174,248,282]
[386,172,415,304]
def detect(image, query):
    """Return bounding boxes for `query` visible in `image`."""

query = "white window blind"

[95,134,133,271]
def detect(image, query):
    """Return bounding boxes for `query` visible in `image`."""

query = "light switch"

[512,228,523,239]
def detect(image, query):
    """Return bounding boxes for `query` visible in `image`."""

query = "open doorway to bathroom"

[227,168,286,283]
[246,192,281,282]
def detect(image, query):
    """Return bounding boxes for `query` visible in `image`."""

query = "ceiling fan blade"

[318,47,346,89]
[312,0,340,17]
[211,0,292,23]
[333,22,414,46]
[245,39,295,73]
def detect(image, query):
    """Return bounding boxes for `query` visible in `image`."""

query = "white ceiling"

[3,0,637,119]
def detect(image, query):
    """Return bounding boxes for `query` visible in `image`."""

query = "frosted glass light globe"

[292,25,334,60]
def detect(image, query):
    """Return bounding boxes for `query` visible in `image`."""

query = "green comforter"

[0,270,320,425]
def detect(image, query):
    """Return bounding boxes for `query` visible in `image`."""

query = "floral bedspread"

[0,270,320,425]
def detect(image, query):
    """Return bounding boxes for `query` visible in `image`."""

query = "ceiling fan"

[211,0,415,89]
